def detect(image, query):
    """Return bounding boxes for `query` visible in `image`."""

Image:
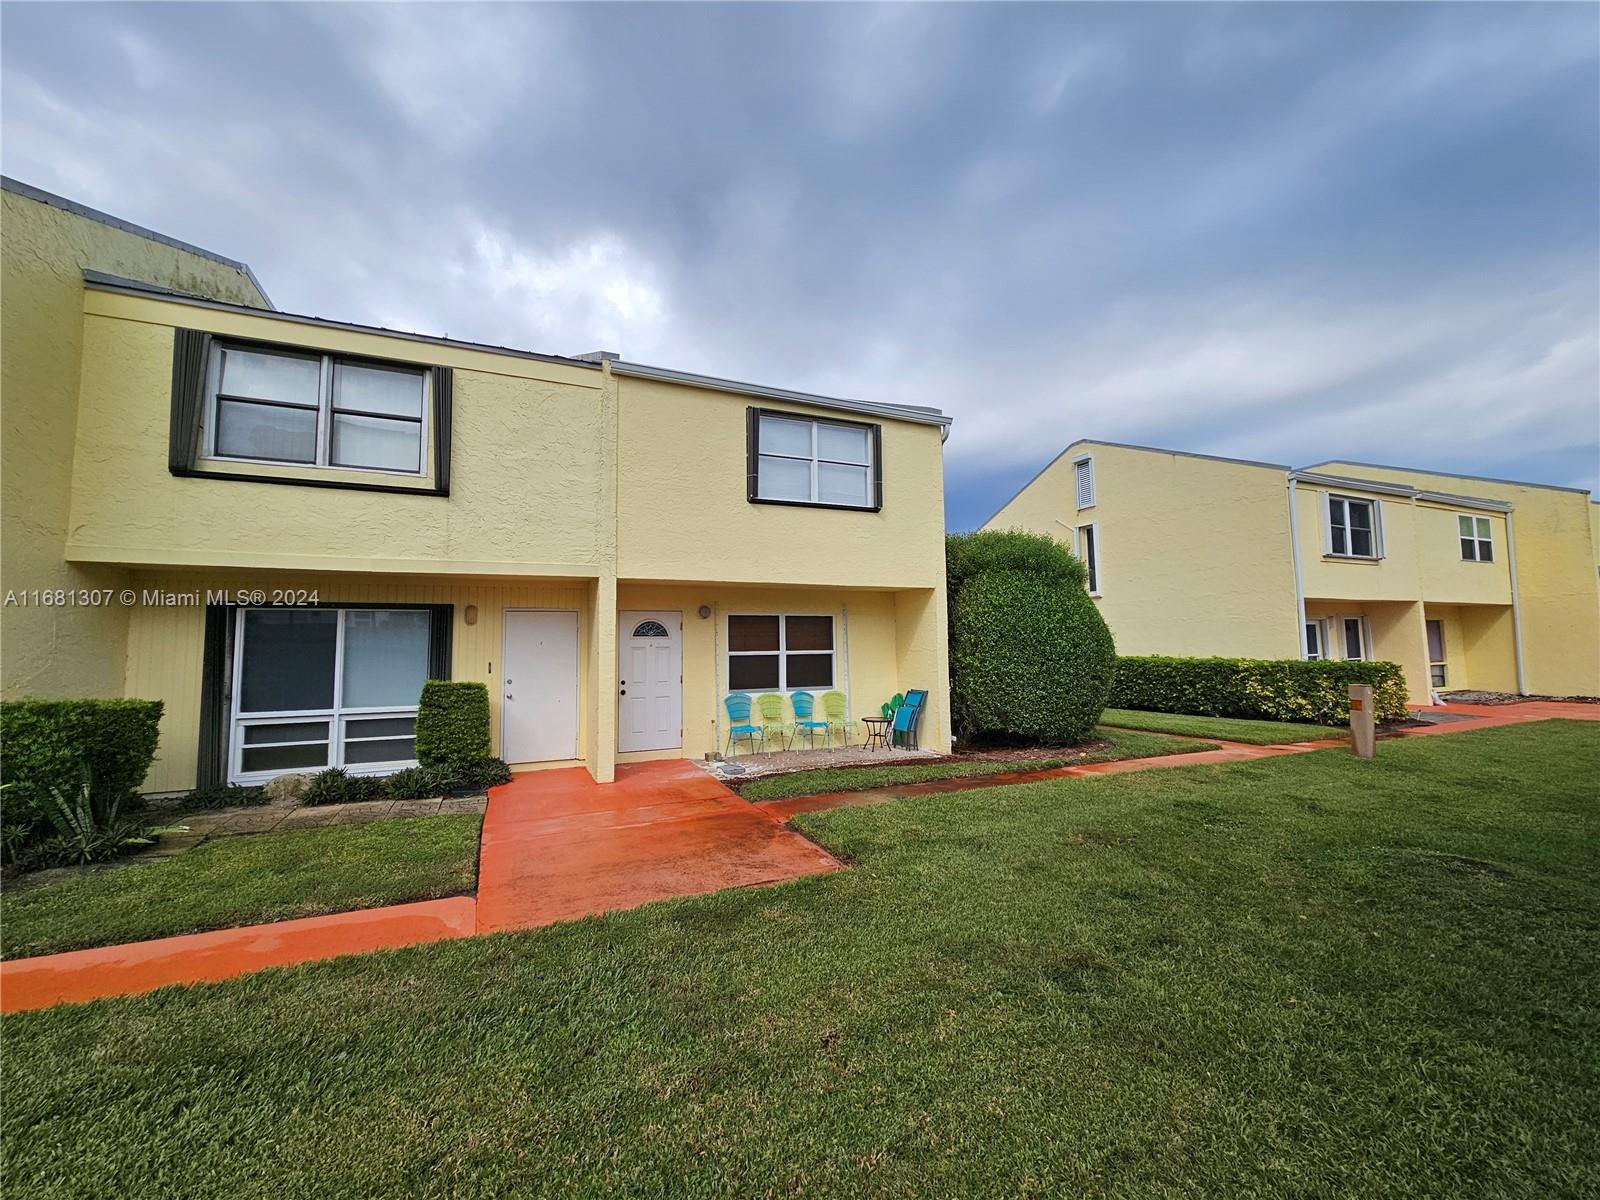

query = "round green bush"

[947,531,1116,742]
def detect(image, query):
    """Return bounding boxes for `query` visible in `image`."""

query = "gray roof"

[1300,458,1591,497]
[611,359,951,428]
[81,271,952,428]
[3,175,273,309]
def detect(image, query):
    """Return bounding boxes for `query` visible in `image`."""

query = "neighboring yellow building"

[984,439,1600,704]
[2,179,952,792]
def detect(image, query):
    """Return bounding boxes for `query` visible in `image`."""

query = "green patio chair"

[755,692,792,750]
[821,690,852,746]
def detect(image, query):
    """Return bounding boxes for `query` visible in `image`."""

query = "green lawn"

[5,722,1598,1198]
[740,727,1215,801]
[1100,707,1349,744]
[1,815,482,960]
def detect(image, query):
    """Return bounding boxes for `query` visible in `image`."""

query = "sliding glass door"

[230,607,432,782]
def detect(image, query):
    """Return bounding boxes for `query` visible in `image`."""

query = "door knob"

[506,693,514,700]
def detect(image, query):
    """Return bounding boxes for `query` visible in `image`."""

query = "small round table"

[860,716,892,751]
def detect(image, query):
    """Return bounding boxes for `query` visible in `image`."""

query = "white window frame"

[228,607,427,783]
[1324,493,1382,560]
[1073,454,1095,510]
[1304,618,1329,661]
[753,413,877,509]
[1458,513,1494,563]
[202,343,430,476]
[725,612,836,694]
[1335,615,1371,662]
[1077,522,1101,595]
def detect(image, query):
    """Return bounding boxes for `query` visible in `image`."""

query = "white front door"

[618,611,682,753]
[501,610,579,763]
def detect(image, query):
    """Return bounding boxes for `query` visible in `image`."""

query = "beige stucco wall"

[984,442,1300,659]
[66,291,609,576]
[1316,462,1599,697]
[615,375,948,590]
[1,188,269,700]
[122,570,595,793]
[613,583,951,763]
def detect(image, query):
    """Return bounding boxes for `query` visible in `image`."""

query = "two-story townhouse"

[983,439,1600,703]
[1,179,952,793]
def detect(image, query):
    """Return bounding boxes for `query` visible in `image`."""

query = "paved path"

[3,762,835,1013]
[4,702,1592,1013]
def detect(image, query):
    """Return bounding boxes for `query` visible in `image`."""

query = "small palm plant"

[36,767,174,865]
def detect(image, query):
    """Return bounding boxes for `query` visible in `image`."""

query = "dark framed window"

[746,408,882,511]
[726,614,835,691]
[170,328,453,496]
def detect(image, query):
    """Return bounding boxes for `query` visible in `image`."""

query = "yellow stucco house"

[984,439,1600,704]
[1,178,952,793]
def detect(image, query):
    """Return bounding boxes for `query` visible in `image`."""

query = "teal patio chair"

[789,691,832,750]
[723,692,765,756]
[821,690,852,746]
[755,692,792,750]
[891,689,928,749]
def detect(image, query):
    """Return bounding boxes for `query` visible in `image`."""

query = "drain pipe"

[1286,475,1308,657]
[712,603,722,752]
[1506,512,1528,695]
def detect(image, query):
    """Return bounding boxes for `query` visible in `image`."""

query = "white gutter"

[1505,512,1529,694]
[1286,477,1308,657]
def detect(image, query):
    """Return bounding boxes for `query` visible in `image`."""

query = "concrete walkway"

[4,702,1592,1013]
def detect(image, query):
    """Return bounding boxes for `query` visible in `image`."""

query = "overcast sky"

[4,2,1595,527]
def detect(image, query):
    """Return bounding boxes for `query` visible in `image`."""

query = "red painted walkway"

[475,760,839,933]
[2,762,836,1013]
[4,703,1593,1013]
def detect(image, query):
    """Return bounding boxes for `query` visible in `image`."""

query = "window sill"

[1322,554,1382,563]
[747,496,881,513]
[176,461,445,497]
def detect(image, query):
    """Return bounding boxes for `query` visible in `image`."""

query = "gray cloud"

[3,2,1594,526]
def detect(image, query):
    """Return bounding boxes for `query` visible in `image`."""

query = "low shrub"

[386,758,510,799]
[1111,655,1410,725]
[173,783,268,811]
[301,768,388,807]
[947,530,1116,742]
[7,768,180,871]
[385,765,453,801]
[455,757,512,791]
[0,699,164,838]
[415,682,492,768]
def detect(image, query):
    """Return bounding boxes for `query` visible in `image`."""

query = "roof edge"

[1290,470,1511,511]
[3,175,274,309]
[83,271,603,372]
[1301,458,1591,497]
[611,359,952,428]
[977,437,1290,531]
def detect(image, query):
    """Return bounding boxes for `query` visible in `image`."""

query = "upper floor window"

[1074,455,1095,508]
[1459,515,1493,562]
[1327,495,1379,559]
[748,410,881,510]
[1077,523,1100,594]
[206,344,427,475]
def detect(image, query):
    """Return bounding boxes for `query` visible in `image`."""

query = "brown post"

[1348,683,1375,759]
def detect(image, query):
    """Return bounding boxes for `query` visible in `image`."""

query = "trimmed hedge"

[1111,656,1410,725]
[947,530,1117,742]
[0,699,164,836]
[415,681,491,767]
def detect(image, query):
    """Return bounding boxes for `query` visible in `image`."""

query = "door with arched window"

[618,611,682,753]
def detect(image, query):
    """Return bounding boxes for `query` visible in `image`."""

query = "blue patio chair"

[723,692,765,756]
[891,689,928,749]
[789,691,833,750]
